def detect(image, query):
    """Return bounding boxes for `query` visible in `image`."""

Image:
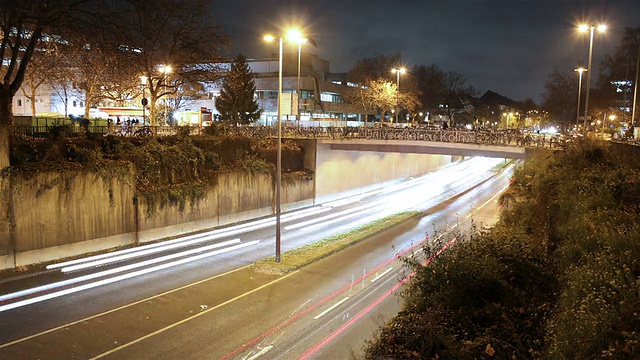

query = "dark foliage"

[10,132,307,213]
[364,140,640,359]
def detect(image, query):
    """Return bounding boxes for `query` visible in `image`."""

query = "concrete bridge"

[14,125,563,159]
[319,138,534,159]
[272,127,562,160]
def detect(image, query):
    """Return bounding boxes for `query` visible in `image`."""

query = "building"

[13,52,369,127]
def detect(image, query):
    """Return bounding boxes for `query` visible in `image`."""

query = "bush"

[365,140,640,359]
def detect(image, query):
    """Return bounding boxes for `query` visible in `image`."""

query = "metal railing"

[12,124,572,149]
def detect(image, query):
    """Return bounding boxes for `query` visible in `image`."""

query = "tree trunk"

[0,90,13,171]
[85,101,91,119]
[150,96,157,126]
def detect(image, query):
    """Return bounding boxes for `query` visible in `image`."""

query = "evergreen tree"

[216,54,262,125]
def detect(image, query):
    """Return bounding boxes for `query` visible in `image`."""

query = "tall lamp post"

[391,67,406,124]
[264,29,306,263]
[574,67,587,128]
[140,75,148,123]
[287,30,316,128]
[579,23,606,131]
[632,43,640,129]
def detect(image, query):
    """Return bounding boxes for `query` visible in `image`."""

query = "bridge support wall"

[315,143,459,204]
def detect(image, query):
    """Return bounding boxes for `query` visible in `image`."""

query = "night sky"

[210,0,640,103]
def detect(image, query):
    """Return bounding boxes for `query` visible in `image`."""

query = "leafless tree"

[0,0,97,169]
[110,0,229,125]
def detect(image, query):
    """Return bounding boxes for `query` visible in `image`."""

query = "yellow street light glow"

[140,75,148,85]
[578,23,606,33]
[160,65,172,74]
[286,29,307,44]
[263,34,276,42]
[391,67,406,74]
[609,114,616,121]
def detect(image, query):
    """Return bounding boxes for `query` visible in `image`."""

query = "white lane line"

[465,183,510,219]
[370,268,393,283]
[313,297,350,320]
[90,270,299,359]
[243,345,274,360]
[0,241,258,312]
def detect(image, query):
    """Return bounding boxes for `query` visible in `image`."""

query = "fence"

[12,124,572,148]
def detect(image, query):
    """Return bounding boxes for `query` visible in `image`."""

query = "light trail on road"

[46,205,333,271]
[0,156,513,360]
[0,240,259,312]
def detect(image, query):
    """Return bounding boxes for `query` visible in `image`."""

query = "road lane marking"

[313,297,350,320]
[221,238,430,360]
[297,237,457,360]
[89,270,299,359]
[465,182,510,219]
[0,263,253,349]
[243,345,273,360]
[370,268,393,283]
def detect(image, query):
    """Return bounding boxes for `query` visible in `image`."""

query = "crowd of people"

[108,116,147,136]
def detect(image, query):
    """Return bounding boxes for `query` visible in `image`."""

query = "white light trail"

[47,206,331,271]
[285,202,380,231]
[0,239,242,303]
[0,240,259,313]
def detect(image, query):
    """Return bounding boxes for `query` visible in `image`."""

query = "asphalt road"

[0,157,513,359]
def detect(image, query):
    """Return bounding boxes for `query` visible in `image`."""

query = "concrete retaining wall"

[0,169,314,269]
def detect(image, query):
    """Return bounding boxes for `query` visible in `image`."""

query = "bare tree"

[21,41,60,116]
[440,71,477,127]
[541,68,576,130]
[0,0,97,169]
[111,0,229,125]
[345,79,395,123]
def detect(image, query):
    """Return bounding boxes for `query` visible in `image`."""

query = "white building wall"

[13,82,85,118]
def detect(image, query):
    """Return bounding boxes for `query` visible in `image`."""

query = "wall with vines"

[1,129,312,267]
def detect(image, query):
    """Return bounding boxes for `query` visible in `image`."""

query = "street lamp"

[391,67,406,125]
[287,29,307,127]
[579,23,606,131]
[140,75,148,123]
[159,65,172,125]
[264,29,306,263]
[575,67,587,128]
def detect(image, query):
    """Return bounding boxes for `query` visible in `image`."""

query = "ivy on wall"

[9,129,310,215]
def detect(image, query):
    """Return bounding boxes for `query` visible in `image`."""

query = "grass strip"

[252,211,421,275]
[490,159,515,172]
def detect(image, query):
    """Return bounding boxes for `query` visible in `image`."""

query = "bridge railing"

[11,124,569,149]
